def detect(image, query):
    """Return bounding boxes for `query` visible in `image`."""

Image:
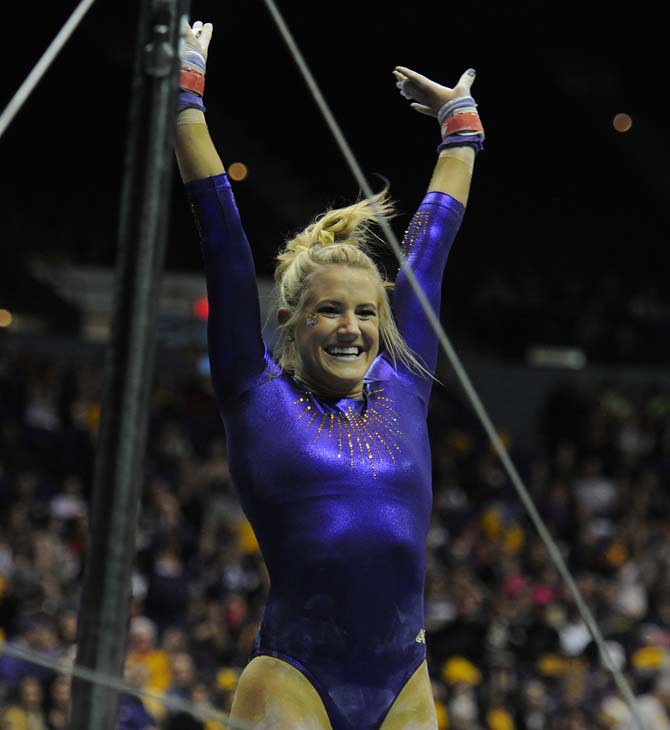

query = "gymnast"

[174,18,484,730]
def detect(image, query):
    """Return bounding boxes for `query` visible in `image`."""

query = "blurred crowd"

[0,339,669,730]
[460,267,670,366]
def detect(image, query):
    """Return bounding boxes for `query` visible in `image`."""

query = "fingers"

[455,67,477,93]
[393,70,414,100]
[393,67,433,102]
[394,66,438,90]
[183,22,197,43]
[198,22,214,53]
[410,103,434,117]
[184,19,213,58]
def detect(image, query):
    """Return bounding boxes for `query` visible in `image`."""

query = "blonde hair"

[273,187,432,379]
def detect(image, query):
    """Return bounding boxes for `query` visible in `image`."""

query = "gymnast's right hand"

[178,21,213,114]
[183,20,213,62]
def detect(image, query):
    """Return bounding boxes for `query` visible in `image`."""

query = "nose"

[337,311,360,338]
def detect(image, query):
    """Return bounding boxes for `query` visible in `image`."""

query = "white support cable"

[261,2,648,728]
[0,0,97,142]
[0,641,260,730]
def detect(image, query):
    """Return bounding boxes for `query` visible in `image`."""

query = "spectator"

[0,617,59,693]
[636,674,670,730]
[45,674,70,730]
[118,663,158,730]
[1,674,48,730]
[124,617,171,722]
[516,678,552,730]
[165,652,195,702]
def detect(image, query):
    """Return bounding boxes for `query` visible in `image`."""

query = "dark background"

[1,0,668,363]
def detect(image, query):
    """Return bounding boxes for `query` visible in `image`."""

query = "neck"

[293,373,364,400]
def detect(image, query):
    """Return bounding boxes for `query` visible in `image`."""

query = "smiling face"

[284,264,381,398]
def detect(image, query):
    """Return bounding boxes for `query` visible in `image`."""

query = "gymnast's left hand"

[393,66,476,117]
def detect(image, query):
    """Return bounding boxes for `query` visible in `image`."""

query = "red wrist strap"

[441,112,484,138]
[179,67,205,96]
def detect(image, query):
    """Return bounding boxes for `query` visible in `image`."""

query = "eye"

[357,309,377,319]
[317,305,339,316]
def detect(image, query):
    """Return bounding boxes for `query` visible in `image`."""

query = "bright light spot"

[527,346,586,370]
[0,309,12,327]
[228,162,248,181]
[613,113,632,133]
[193,297,209,321]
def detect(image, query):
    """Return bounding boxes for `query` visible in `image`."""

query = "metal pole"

[68,0,190,728]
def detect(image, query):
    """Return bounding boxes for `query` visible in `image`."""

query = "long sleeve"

[391,191,465,392]
[185,174,267,403]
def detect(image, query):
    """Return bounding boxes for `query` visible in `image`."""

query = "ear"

[277,307,291,326]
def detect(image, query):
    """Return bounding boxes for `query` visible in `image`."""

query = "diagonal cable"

[261,2,647,728]
[0,0,97,141]
[0,640,259,730]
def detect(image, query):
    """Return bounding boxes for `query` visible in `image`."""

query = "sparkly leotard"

[186,174,465,730]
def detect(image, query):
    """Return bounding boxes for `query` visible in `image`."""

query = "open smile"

[323,345,364,359]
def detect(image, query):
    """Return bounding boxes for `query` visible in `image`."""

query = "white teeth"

[326,346,360,356]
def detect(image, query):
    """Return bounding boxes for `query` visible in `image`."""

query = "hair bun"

[317,229,335,245]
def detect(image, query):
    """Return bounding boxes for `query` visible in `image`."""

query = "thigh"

[379,660,438,730]
[228,655,333,730]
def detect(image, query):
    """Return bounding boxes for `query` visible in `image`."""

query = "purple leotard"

[186,173,464,730]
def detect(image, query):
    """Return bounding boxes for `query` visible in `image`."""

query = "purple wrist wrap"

[437,134,484,154]
[183,50,206,74]
[178,90,206,113]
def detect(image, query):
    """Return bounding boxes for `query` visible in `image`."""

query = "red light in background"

[193,297,209,321]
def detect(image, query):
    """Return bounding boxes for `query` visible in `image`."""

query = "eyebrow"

[316,299,378,309]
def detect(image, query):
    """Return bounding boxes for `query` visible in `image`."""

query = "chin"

[324,368,370,395]
[299,352,376,396]
[325,358,369,378]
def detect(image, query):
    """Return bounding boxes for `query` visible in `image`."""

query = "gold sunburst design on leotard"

[401,210,431,261]
[294,388,404,479]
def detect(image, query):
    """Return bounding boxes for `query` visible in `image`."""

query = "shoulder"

[218,351,298,413]
[366,354,433,408]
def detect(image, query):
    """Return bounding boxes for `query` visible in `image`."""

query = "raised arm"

[175,22,266,403]
[174,23,224,182]
[390,67,484,386]
[394,66,481,203]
